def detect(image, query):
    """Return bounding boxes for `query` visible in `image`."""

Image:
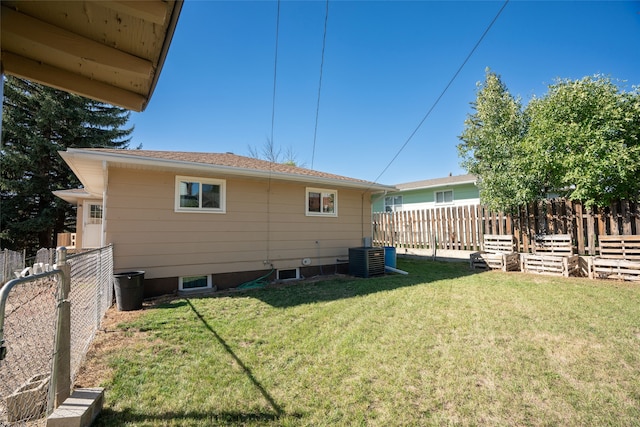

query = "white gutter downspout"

[367,190,389,246]
[371,190,389,206]
[101,160,108,248]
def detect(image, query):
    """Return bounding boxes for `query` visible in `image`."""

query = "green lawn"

[92,258,640,426]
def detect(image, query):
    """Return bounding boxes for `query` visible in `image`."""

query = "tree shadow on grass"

[223,258,480,308]
[96,299,302,426]
[184,299,286,418]
[94,407,301,426]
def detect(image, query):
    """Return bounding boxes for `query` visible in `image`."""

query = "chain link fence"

[0,245,114,426]
[67,246,114,383]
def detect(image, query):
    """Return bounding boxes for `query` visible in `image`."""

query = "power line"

[311,0,330,170]
[266,0,281,265]
[270,0,281,146]
[369,0,510,186]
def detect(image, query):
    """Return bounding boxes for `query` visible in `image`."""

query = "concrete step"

[47,387,104,427]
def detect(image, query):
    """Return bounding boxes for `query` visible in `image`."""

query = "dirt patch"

[73,297,176,389]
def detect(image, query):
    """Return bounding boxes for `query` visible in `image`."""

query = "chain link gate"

[0,245,114,426]
[0,270,63,425]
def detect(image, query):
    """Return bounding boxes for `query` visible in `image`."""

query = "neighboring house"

[372,174,479,212]
[54,148,394,296]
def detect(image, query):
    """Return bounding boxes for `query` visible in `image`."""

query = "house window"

[179,275,212,291]
[175,176,225,213]
[306,188,337,216]
[435,190,453,204]
[87,204,103,224]
[384,196,403,212]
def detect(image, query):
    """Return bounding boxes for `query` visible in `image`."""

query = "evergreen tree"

[1,76,133,253]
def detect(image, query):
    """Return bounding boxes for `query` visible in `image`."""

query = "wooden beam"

[1,6,153,78]
[108,0,168,25]
[2,52,146,111]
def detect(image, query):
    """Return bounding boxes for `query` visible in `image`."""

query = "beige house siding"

[104,167,372,283]
[74,203,84,250]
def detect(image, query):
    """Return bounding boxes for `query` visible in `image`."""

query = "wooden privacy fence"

[372,199,640,255]
[373,205,500,252]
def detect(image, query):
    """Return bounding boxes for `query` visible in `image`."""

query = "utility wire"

[270,0,281,146]
[311,0,330,170]
[266,0,281,265]
[369,0,510,187]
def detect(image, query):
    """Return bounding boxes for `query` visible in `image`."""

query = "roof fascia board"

[143,0,183,111]
[52,189,94,205]
[397,179,477,192]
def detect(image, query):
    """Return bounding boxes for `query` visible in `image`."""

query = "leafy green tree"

[1,76,133,253]
[459,71,640,210]
[458,69,536,211]
[526,75,640,207]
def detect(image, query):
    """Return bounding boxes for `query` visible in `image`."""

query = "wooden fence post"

[611,202,620,235]
[622,200,632,235]
[574,201,584,254]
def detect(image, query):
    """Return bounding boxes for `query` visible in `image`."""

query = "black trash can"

[113,271,145,311]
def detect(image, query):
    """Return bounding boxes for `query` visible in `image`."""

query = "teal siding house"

[372,174,479,213]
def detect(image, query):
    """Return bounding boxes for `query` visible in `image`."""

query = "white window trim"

[385,195,403,212]
[175,175,226,213]
[179,275,213,291]
[305,187,338,217]
[435,189,454,205]
[277,268,300,281]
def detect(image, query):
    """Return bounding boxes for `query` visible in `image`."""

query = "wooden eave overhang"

[1,0,183,112]
[52,188,93,206]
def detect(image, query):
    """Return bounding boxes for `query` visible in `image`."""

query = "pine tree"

[1,76,133,254]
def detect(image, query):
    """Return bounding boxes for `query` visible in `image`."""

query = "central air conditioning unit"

[348,247,385,278]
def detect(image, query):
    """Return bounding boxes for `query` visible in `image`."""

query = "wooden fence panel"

[372,200,639,255]
[436,208,444,249]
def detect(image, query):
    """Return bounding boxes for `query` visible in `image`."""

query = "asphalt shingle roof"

[84,148,375,185]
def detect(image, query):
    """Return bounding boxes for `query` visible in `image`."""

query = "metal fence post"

[2,249,6,285]
[53,247,71,408]
[96,248,102,329]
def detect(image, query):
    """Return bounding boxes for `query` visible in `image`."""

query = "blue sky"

[131,0,640,185]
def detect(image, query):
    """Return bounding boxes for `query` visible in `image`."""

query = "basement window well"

[277,268,300,281]
[179,275,212,291]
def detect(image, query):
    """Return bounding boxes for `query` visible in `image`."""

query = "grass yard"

[82,258,640,426]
